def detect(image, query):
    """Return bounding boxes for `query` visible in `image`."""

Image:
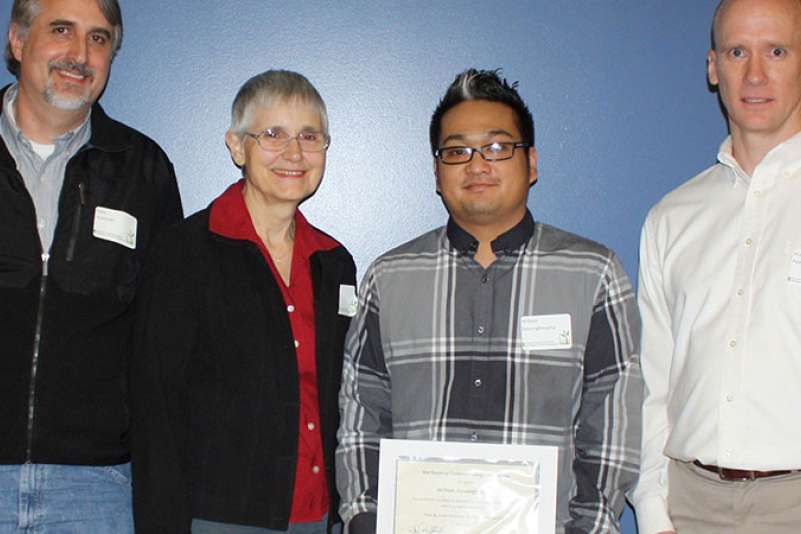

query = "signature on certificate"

[407,524,445,534]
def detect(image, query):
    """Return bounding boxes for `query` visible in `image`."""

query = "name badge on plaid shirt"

[520,314,572,351]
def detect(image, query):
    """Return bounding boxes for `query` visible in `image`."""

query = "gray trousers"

[668,460,801,534]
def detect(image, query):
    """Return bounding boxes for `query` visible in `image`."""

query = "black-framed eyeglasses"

[246,127,330,153]
[434,141,529,165]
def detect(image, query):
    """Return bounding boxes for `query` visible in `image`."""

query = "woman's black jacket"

[130,207,356,533]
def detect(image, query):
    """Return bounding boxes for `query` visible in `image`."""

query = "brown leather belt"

[693,460,799,481]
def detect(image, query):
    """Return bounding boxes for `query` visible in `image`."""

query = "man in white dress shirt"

[631,0,801,533]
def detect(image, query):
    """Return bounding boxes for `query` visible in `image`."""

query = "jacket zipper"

[26,181,85,460]
[65,182,86,262]
[25,253,49,462]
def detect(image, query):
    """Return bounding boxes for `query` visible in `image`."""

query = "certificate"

[377,439,558,534]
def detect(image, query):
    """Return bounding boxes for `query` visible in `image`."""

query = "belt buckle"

[717,466,755,482]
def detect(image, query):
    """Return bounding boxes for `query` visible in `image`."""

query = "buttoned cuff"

[633,496,674,534]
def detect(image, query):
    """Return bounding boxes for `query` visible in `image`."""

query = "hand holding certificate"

[377,440,558,534]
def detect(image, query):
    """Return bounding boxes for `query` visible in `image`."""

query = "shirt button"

[726,394,734,402]
[470,432,479,442]
[729,339,737,348]
[307,422,316,431]
[287,304,295,313]
[312,465,320,474]
[745,238,753,247]
[37,218,45,229]
[477,326,485,335]
[754,190,762,197]
[294,340,300,348]
[736,288,744,296]
[473,378,482,388]
[481,274,488,284]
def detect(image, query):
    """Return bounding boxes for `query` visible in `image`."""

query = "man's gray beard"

[43,83,90,112]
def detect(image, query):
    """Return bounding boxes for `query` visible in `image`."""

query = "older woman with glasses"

[131,70,356,534]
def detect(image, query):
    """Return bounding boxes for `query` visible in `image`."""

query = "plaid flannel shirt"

[336,212,642,534]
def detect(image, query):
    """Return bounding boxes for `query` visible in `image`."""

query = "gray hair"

[5,0,123,77]
[229,70,329,137]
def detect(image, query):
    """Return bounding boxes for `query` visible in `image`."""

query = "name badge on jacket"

[339,285,358,317]
[93,207,138,250]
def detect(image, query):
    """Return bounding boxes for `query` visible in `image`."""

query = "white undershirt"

[29,140,56,160]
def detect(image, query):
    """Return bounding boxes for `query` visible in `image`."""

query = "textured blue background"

[1,2,728,532]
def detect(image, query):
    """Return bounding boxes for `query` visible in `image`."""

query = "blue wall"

[1,2,728,532]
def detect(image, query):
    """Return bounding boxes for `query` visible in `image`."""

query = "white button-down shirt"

[632,132,801,533]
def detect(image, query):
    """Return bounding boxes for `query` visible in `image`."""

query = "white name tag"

[338,284,358,317]
[788,251,801,284]
[520,314,572,351]
[93,207,137,250]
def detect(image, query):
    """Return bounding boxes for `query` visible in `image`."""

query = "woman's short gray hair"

[229,70,328,137]
[5,0,124,76]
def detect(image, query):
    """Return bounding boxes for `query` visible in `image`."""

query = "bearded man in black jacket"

[0,1,182,532]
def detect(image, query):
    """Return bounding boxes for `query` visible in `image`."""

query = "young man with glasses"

[336,68,643,534]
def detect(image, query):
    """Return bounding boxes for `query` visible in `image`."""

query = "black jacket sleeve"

[130,226,196,533]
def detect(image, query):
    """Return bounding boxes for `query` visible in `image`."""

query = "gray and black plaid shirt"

[336,212,643,533]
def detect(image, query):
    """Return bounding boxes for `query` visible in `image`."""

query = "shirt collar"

[718,130,801,185]
[209,178,340,259]
[0,83,91,158]
[447,210,535,255]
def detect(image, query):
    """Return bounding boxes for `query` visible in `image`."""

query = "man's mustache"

[48,59,94,78]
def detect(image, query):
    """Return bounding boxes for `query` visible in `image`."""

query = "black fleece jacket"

[131,208,356,533]
[0,85,182,465]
